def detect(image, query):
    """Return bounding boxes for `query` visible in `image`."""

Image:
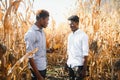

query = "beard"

[41,23,48,28]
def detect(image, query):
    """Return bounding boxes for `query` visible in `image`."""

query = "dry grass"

[0,0,120,80]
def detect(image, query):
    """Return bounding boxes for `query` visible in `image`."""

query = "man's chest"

[68,34,83,47]
[36,31,45,40]
[33,31,46,47]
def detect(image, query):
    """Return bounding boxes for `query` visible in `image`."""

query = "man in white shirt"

[24,10,53,80]
[66,15,89,80]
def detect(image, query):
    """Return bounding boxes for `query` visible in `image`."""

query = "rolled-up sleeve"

[82,34,89,56]
[24,32,35,58]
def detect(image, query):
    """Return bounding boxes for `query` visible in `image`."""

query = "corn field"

[0,0,120,80]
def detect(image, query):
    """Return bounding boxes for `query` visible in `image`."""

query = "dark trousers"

[30,69,46,80]
[68,66,84,80]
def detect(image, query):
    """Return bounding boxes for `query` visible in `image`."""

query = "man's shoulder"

[24,26,36,38]
[68,32,72,38]
[77,29,88,39]
[78,29,87,35]
[81,31,88,39]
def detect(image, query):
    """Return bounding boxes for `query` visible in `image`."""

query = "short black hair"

[68,15,79,22]
[36,10,49,21]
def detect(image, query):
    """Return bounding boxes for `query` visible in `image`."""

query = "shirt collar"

[32,24,43,32]
[72,29,81,34]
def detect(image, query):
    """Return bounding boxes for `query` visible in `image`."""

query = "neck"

[73,28,79,33]
[35,22,43,29]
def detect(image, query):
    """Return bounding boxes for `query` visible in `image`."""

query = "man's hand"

[78,68,86,78]
[38,77,44,80]
[81,69,86,77]
[64,63,68,72]
[47,48,54,53]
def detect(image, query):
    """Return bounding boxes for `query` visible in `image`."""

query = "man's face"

[40,17,49,28]
[69,20,79,32]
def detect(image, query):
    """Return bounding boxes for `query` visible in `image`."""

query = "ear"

[40,18,45,22]
[76,22,79,25]
[37,18,43,23]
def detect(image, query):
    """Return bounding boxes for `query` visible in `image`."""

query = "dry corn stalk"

[3,0,21,38]
[7,48,38,76]
[0,0,120,80]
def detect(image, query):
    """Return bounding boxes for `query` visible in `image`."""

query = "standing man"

[66,15,89,80]
[24,10,53,80]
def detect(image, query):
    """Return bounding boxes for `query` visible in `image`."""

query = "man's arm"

[81,34,89,75]
[29,58,43,80]
[83,56,88,70]
[79,56,88,77]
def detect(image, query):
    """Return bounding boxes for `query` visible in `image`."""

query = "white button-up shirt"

[67,29,89,68]
[24,24,47,70]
